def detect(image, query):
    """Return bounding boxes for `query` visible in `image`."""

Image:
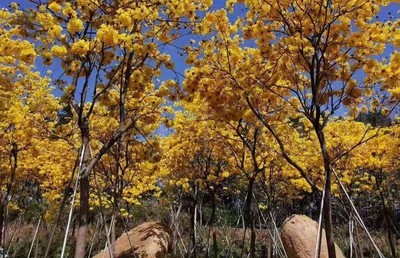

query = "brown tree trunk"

[212,230,217,258]
[74,175,89,258]
[250,221,256,258]
[381,196,397,258]
[375,177,397,258]
[189,185,199,258]
[315,128,336,258]
[75,135,91,258]
[244,178,256,258]
[386,218,396,258]
[323,172,335,258]
[0,205,4,248]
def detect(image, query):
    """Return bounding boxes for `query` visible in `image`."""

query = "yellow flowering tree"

[5,0,214,256]
[0,9,63,247]
[172,95,311,256]
[183,1,399,256]
[331,120,400,257]
[161,111,235,256]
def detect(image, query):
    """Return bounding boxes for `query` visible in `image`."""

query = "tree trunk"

[386,218,396,258]
[250,221,256,258]
[322,174,335,258]
[375,177,397,258]
[190,186,199,258]
[315,128,336,258]
[75,135,91,258]
[244,178,256,258]
[111,214,116,257]
[190,203,197,258]
[212,230,217,258]
[381,196,396,258]
[0,205,4,248]
[74,175,89,258]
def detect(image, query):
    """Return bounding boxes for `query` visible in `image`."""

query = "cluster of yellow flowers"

[97,24,119,46]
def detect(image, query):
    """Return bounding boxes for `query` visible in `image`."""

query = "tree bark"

[374,176,397,258]
[381,194,396,258]
[75,134,91,258]
[0,205,4,248]
[190,186,199,258]
[322,172,335,258]
[190,204,197,258]
[206,191,217,258]
[315,129,336,258]
[74,176,89,258]
[111,214,116,257]
[212,230,217,258]
[244,178,256,258]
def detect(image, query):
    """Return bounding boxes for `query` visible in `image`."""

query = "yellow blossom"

[67,18,84,34]
[51,45,68,58]
[48,2,62,13]
[97,24,119,46]
[19,48,36,63]
[48,24,62,39]
[71,39,90,56]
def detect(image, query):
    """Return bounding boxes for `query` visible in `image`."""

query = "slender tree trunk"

[244,178,256,258]
[3,206,7,253]
[212,230,217,258]
[2,142,18,251]
[212,224,218,258]
[170,204,179,257]
[381,196,396,258]
[315,128,336,258]
[111,214,116,256]
[385,217,396,258]
[190,204,197,258]
[261,245,266,258]
[190,186,199,258]
[75,136,91,258]
[75,175,89,258]
[206,191,217,258]
[250,220,256,258]
[322,175,335,258]
[0,204,4,248]
[376,177,397,258]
